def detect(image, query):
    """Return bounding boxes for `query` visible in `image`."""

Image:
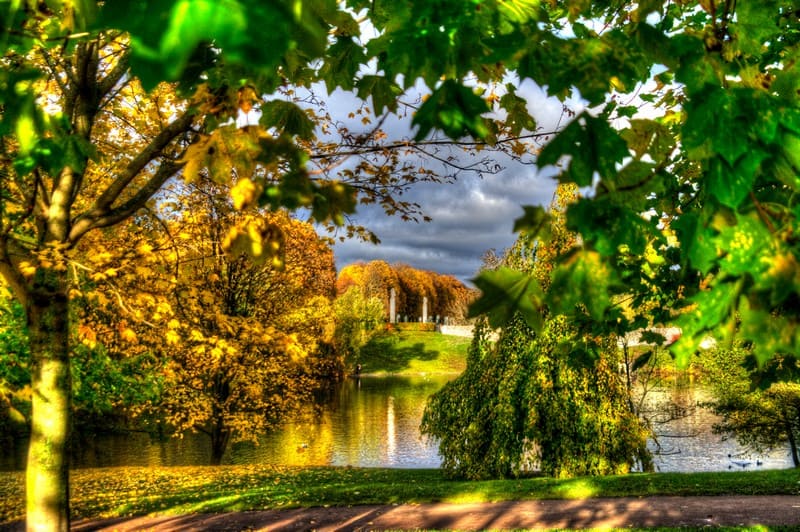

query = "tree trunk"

[787,417,800,468]
[25,286,71,532]
[209,421,230,466]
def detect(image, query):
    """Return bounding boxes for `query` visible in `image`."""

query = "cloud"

[332,162,557,284]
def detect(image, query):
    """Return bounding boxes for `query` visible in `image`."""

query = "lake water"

[642,385,794,472]
[1,375,795,472]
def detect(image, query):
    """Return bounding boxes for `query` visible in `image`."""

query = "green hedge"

[394,322,436,332]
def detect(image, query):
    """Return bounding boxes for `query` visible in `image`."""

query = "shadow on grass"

[358,333,440,373]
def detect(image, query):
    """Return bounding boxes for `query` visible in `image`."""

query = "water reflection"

[72,431,213,468]
[230,375,447,468]
[643,386,793,472]
[0,377,795,472]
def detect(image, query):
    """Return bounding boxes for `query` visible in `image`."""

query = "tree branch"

[96,45,130,102]
[69,159,184,241]
[0,237,30,307]
[93,109,195,212]
[309,131,555,160]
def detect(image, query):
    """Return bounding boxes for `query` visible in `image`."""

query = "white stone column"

[422,296,428,323]
[389,288,396,323]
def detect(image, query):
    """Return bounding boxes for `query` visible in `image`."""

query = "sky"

[331,159,556,285]
[322,79,586,285]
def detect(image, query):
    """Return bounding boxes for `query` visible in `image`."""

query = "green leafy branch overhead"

[5,1,800,368]
[469,1,800,369]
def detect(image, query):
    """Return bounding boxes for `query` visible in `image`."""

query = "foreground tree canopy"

[466,1,800,372]
[1,0,800,530]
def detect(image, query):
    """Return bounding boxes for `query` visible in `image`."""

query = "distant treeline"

[337,261,477,324]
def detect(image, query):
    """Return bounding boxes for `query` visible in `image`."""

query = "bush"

[422,316,652,479]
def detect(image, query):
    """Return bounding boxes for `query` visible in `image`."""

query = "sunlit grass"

[358,330,471,375]
[551,478,601,499]
[1,465,799,524]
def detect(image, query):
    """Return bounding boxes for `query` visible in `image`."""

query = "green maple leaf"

[538,111,629,187]
[319,37,367,92]
[548,250,614,321]
[469,267,544,331]
[413,80,490,141]
[260,100,316,140]
[356,75,401,115]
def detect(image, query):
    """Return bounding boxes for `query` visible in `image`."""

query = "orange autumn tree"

[432,273,478,324]
[75,179,338,464]
[395,264,437,321]
[336,261,474,324]
[337,260,402,312]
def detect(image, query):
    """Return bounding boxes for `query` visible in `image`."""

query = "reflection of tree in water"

[641,386,701,458]
[266,376,449,467]
[620,341,700,458]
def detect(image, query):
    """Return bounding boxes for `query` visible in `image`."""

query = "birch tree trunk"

[25,278,71,532]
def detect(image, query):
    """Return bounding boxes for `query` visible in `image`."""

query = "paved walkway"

[59,496,800,531]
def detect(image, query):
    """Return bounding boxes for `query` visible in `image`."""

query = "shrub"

[395,322,436,332]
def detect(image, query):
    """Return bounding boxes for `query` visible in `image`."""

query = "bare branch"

[96,46,130,102]
[411,145,494,174]
[37,47,71,96]
[310,131,554,160]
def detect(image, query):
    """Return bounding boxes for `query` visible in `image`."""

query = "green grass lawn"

[356,330,471,375]
[1,466,798,523]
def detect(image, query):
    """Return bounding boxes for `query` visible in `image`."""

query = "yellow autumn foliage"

[70,177,339,464]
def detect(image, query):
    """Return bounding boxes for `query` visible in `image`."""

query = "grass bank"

[1,466,798,523]
[356,330,471,375]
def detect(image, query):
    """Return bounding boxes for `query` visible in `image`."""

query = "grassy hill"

[356,330,471,375]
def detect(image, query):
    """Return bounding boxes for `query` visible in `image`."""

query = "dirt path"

[54,495,800,531]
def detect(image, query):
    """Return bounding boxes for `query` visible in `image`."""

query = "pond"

[0,375,795,472]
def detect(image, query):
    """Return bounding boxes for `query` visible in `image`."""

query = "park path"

[60,495,800,531]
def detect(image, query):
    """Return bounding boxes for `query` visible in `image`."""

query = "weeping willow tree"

[421,185,652,479]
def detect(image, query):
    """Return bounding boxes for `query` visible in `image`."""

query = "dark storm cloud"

[332,164,558,284]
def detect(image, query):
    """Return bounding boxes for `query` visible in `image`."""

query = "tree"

[705,345,800,467]
[0,4,357,526]
[1,2,526,526]
[713,382,800,468]
[0,288,30,442]
[337,260,474,323]
[0,27,201,530]
[469,1,800,374]
[430,273,475,324]
[333,285,385,368]
[151,194,338,465]
[75,179,339,464]
[422,185,652,479]
[395,263,437,320]
[337,260,402,316]
[1,279,163,458]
